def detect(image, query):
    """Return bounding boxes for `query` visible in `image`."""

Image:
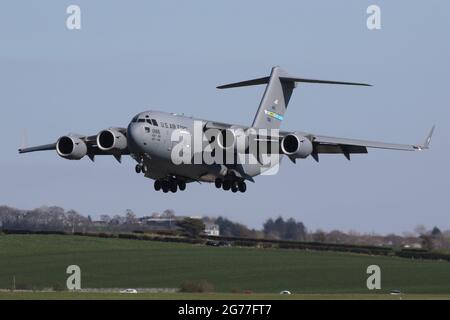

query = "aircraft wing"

[18,128,130,161]
[280,126,435,161]
[204,119,434,160]
[18,143,57,154]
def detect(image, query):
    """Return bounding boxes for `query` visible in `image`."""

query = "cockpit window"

[132,115,156,125]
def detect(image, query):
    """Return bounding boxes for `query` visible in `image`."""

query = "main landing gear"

[214,176,247,193]
[154,178,186,193]
[134,160,185,193]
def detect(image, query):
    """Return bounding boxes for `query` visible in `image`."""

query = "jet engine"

[280,133,313,159]
[56,135,87,160]
[96,129,127,151]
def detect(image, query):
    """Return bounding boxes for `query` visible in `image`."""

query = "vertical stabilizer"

[251,66,295,129]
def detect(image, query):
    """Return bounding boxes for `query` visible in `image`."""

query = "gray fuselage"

[127,111,270,183]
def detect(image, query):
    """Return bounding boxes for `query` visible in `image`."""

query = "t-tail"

[217,66,371,129]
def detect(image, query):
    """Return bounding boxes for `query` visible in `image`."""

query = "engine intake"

[97,129,127,151]
[281,133,313,159]
[56,136,87,160]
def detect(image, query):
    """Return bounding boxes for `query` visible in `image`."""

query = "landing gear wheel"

[215,178,222,189]
[154,180,161,191]
[231,185,238,193]
[170,182,178,193]
[222,181,231,191]
[162,181,170,193]
[141,165,148,174]
[238,181,247,193]
[178,181,186,191]
[135,164,141,174]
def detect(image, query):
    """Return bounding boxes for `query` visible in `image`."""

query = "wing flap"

[314,144,368,154]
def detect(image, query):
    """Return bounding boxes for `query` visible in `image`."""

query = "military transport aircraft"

[19,67,434,193]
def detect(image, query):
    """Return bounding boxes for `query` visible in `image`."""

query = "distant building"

[403,243,423,249]
[138,216,177,230]
[204,223,220,236]
[138,214,219,235]
[137,215,203,230]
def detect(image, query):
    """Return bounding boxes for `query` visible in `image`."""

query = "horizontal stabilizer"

[217,76,270,89]
[279,77,371,87]
[217,74,371,89]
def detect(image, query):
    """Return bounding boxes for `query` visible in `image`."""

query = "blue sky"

[0,0,448,234]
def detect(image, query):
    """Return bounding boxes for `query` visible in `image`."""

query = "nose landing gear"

[135,163,147,174]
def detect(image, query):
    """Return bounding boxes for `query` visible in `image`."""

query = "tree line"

[1,205,449,251]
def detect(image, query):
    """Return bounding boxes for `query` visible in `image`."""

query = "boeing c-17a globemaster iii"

[19,66,434,193]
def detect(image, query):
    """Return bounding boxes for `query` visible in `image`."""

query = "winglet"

[21,129,28,150]
[415,125,435,150]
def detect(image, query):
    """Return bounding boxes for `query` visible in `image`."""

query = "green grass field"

[0,234,449,299]
[1,292,450,300]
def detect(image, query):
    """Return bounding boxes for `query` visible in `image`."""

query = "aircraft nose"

[127,123,144,152]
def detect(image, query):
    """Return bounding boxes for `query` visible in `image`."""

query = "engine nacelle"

[281,133,313,159]
[97,129,127,151]
[216,127,247,154]
[56,135,87,160]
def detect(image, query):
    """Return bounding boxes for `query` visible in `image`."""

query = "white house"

[204,223,220,236]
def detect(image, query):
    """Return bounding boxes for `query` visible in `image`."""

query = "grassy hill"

[1,234,450,294]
